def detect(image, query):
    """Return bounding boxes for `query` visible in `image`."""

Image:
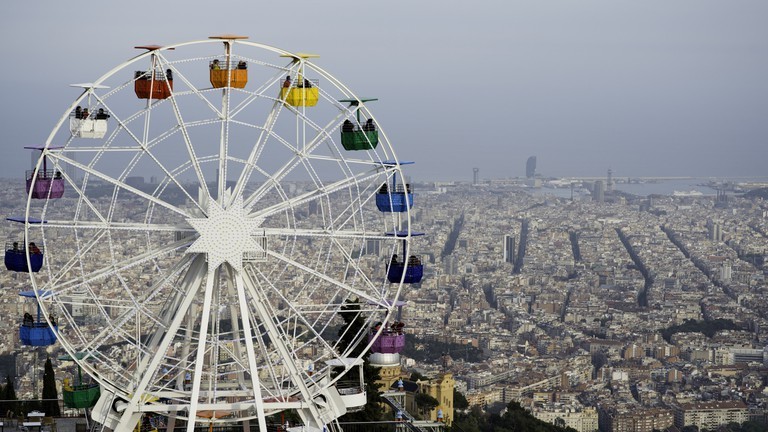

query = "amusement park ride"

[8,36,430,432]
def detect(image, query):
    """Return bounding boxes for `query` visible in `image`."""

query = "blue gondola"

[5,217,46,273]
[376,161,415,213]
[5,246,44,273]
[19,290,57,347]
[386,259,424,284]
[385,230,425,284]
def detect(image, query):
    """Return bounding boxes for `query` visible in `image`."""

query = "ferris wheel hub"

[186,195,263,272]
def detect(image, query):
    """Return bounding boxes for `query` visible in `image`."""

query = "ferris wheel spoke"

[239,109,348,208]
[92,84,202,215]
[264,249,380,305]
[262,227,391,241]
[128,255,207,407]
[246,266,342,361]
[158,56,223,117]
[260,229,385,304]
[44,154,109,224]
[217,268,257,389]
[42,220,193,234]
[147,53,211,205]
[223,269,285,401]
[96,110,207,214]
[241,271,324,421]
[49,237,191,295]
[53,152,193,219]
[329,236,382,292]
[228,64,290,117]
[78,254,194,356]
[231,100,285,202]
[248,168,382,221]
[186,268,218,430]
[42,229,109,289]
[325,182,381,229]
[56,270,189,364]
[232,271,268,430]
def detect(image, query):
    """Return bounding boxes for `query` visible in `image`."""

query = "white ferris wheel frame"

[22,37,418,432]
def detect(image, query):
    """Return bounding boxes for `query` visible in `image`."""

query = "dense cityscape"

[393,171,768,432]
[1,170,767,432]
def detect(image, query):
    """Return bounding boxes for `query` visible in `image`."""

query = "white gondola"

[68,83,110,139]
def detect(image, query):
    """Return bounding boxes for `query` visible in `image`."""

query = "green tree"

[452,412,481,432]
[453,388,469,411]
[336,299,384,422]
[337,300,366,357]
[410,371,426,381]
[415,392,439,419]
[42,357,61,416]
[740,420,768,432]
[499,401,578,431]
[3,375,18,417]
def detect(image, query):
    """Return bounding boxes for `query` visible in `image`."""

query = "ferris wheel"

[21,35,422,432]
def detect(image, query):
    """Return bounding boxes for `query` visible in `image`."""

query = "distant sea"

[533,177,768,199]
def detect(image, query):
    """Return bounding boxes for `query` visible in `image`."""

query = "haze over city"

[2,1,767,181]
[1,3,768,432]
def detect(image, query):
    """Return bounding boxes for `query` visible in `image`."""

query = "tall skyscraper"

[607,168,614,192]
[707,219,723,242]
[503,234,516,264]
[593,180,605,203]
[525,156,537,179]
[473,168,479,185]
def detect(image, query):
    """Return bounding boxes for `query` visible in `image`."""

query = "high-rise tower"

[503,234,516,264]
[593,180,605,203]
[525,156,536,179]
[607,168,614,192]
[473,167,479,185]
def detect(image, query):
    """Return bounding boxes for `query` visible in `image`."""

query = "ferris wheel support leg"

[234,272,268,432]
[113,255,208,432]
[133,256,196,372]
[225,289,247,388]
[241,272,326,427]
[186,266,218,432]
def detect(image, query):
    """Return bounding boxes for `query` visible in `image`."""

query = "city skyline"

[1,1,767,181]
[1,176,766,431]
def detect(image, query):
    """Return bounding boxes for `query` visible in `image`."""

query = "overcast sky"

[1,1,766,181]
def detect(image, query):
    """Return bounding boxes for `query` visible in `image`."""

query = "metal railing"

[209,60,248,70]
[378,184,412,194]
[25,170,61,180]
[282,78,320,89]
[70,109,110,120]
[5,241,45,254]
[135,70,172,81]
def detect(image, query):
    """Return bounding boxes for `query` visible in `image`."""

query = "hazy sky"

[1,1,766,181]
